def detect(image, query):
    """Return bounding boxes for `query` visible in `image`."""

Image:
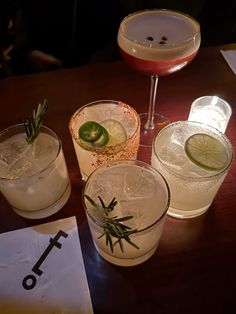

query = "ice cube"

[0,135,29,167]
[6,158,35,179]
[88,170,125,204]
[158,142,187,170]
[124,168,155,200]
[0,135,33,178]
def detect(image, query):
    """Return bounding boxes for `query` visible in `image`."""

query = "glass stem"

[145,75,159,130]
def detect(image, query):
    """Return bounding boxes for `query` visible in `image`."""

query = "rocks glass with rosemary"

[69,100,140,180]
[0,104,71,219]
[83,159,170,266]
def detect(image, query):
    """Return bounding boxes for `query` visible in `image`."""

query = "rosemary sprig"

[24,98,48,143]
[85,194,139,253]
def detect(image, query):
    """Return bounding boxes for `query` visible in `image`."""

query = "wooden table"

[0,46,236,314]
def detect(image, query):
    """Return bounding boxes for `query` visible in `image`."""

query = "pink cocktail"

[118,9,201,149]
[119,49,198,76]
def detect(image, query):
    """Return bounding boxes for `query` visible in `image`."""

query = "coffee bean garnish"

[146,36,154,41]
[159,36,168,44]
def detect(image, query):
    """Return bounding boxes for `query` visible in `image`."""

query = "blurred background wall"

[1,0,236,77]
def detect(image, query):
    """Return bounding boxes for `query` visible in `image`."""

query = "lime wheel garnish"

[185,133,229,171]
[101,119,127,146]
[79,119,127,148]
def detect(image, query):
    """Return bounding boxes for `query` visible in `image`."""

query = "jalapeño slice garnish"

[79,121,103,142]
[79,121,109,147]
[93,126,109,147]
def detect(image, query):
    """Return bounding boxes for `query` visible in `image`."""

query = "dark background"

[1,0,236,77]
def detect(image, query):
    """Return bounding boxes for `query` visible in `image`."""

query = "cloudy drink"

[151,121,233,219]
[0,125,71,219]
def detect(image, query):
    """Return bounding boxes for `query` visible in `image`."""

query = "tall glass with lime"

[69,100,140,180]
[151,121,233,219]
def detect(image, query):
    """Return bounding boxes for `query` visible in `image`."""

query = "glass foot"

[139,112,170,147]
[137,113,170,164]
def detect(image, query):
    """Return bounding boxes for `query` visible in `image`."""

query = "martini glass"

[118,9,201,147]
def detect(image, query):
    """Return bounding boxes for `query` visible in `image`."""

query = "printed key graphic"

[22,230,68,290]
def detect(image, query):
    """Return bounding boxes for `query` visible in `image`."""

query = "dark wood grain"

[0,46,236,314]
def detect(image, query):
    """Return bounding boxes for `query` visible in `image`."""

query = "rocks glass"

[83,160,170,266]
[69,100,140,180]
[152,121,233,219]
[188,96,232,133]
[0,124,71,219]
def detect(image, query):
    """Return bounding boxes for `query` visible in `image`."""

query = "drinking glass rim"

[152,120,234,181]
[82,159,170,233]
[69,100,140,153]
[191,95,232,115]
[119,9,200,49]
[0,123,62,182]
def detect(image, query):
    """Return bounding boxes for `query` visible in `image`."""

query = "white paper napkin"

[0,216,93,314]
[220,49,236,75]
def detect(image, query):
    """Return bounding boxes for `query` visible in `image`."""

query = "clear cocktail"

[0,124,71,219]
[151,121,233,219]
[188,96,232,133]
[83,160,170,266]
[69,100,140,180]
